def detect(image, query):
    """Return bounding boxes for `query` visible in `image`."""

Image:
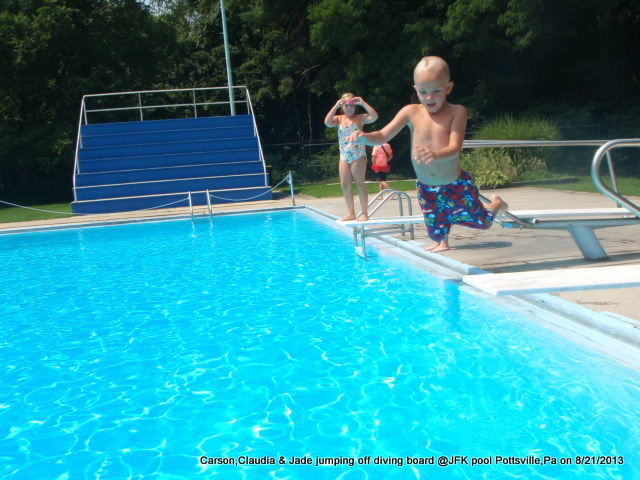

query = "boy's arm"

[348,106,412,145]
[324,100,343,127]
[355,97,379,124]
[435,105,467,160]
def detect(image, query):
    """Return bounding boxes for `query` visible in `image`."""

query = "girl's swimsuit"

[338,123,366,164]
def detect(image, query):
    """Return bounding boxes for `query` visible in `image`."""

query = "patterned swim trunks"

[416,170,495,242]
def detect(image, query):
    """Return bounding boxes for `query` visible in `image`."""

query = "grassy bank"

[0,203,72,223]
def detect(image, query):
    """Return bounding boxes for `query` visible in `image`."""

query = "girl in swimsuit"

[324,93,379,221]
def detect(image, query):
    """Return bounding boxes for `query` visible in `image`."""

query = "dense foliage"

[1,0,639,201]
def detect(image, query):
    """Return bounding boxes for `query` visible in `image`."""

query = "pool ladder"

[354,189,415,257]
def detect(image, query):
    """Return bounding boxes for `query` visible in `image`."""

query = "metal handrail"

[591,139,640,217]
[81,86,250,124]
[462,138,630,197]
[365,189,413,218]
[463,140,611,147]
[244,88,268,187]
[72,86,269,193]
[356,189,415,238]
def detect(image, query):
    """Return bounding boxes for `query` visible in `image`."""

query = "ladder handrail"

[356,189,414,239]
[591,139,640,217]
[357,189,414,218]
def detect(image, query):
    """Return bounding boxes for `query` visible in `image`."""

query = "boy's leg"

[339,159,356,221]
[417,182,451,251]
[447,172,505,229]
[351,157,369,220]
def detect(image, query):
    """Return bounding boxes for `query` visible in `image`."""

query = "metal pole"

[219,0,236,115]
[288,171,296,206]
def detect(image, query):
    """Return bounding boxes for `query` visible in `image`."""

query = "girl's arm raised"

[324,100,344,127]
[355,97,379,124]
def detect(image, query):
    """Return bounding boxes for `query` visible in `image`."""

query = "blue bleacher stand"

[71,114,271,214]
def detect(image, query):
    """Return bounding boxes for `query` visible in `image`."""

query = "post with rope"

[287,171,295,206]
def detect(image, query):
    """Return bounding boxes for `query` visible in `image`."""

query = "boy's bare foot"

[489,195,509,218]
[339,214,356,222]
[425,240,449,252]
[357,214,369,222]
[431,243,450,253]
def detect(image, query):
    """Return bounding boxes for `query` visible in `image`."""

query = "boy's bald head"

[414,56,451,83]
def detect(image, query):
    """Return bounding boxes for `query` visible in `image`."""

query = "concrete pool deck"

[2,186,639,324]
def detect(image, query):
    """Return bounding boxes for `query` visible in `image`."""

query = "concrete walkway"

[2,186,639,321]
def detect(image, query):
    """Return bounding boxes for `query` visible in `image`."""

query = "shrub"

[462,115,561,187]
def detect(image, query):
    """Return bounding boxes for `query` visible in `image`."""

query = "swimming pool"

[1,209,639,479]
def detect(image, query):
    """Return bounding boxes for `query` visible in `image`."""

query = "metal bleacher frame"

[71,86,269,213]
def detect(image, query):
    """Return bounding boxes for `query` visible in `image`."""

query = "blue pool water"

[0,210,639,480]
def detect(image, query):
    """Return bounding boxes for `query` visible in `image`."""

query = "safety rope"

[207,174,291,203]
[0,174,292,216]
[0,195,190,216]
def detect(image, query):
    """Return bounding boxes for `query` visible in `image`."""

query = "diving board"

[340,215,422,227]
[506,207,636,220]
[340,208,635,227]
[462,264,640,296]
[340,207,640,261]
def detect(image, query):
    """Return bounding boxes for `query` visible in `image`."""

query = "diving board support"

[462,264,640,296]
[500,212,640,261]
[568,225,607,261]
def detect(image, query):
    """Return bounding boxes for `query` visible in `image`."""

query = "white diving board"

[340,207,639,261]
[340,208,636,228]
[507,207,636,220]
[340,215,423,227]
[462,264,640,296]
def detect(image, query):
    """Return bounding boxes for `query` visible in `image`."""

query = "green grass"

[524,175,640,196]
[0,203,72,223]
[281,179,418,198]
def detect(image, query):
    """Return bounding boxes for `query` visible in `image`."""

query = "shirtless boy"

[347,56,506,252]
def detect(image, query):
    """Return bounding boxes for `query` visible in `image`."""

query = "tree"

[0,0,181,199]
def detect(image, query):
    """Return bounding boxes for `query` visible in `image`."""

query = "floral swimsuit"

[338,122,366,164]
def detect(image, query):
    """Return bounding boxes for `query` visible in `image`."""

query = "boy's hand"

[413,146,437,164]
[346,130,365,144]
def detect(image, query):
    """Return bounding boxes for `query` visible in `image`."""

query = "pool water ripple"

[1,210,639,479]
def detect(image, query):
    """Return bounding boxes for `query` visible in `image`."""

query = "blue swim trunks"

[416,171,495,242]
